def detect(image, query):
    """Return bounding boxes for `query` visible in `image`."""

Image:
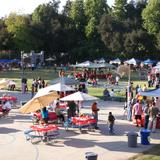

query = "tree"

[84,0,109,38]
[5,12,36,52]
[99,14,124,54]
[69,0,86,34]
[111,0,128,21]
[124,29,155,58]
[0,19,13,50]
[142,0,160,34]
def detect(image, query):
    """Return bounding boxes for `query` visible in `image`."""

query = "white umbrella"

[39,83,75,92]
[60,91,99,101]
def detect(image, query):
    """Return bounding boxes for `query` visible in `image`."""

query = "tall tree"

[112,0,128,21]
[5,13,35,52]
[69,0,86,34]
[84,0,109,38]
[32,1,68,58]
[142,0,160,34]
[99,14,124,54]
[0,19,13,50]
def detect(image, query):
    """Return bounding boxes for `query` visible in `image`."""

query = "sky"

[0,0,114,18]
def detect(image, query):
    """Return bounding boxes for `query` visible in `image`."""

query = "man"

[148,102,159,132]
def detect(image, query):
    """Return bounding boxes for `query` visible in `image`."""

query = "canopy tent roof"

[39,83,75,92]
[124,58,140,65]
[139,88,160,97]
[110,58,121,64]
[87,63,116,69]
[73,61,94,68]
[50,77,79,85]
[143,59,156,65]
[45,57,56,61]
[94,58,106,63]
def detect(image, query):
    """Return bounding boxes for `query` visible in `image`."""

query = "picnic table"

[24,124,59,143]
[64,115,96,131]
[0,96,17,102]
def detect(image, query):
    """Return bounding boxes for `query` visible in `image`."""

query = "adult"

[67,101,77,118]
[91,102,100,129]
[133,100,143,127]
[148,102,159,132]
[143,101,151,129]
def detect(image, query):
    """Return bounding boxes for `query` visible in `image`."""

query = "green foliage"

[142,0,160,34]
[0,0,160,60]
[112,0,127,21]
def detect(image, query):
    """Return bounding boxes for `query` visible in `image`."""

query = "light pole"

[127,64,132,121]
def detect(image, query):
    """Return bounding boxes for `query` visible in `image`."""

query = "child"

[108,112,115,135]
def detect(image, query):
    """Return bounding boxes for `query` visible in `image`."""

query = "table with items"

[64,115,96,131]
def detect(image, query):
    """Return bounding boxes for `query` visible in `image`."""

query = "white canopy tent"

[73,61,94,68]
[110,58,121,65]
[125,58,137,65]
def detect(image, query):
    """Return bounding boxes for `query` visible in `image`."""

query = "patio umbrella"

[19,91,59,114]
[0,79,9,89]
[39,83,75,92]
[60,91,99,101]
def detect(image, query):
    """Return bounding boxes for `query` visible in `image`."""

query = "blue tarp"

[0,59,20,63]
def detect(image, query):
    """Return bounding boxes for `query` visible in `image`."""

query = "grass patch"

[129,144,160,160]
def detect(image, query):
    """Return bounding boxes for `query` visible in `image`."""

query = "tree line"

[0,0,160,63]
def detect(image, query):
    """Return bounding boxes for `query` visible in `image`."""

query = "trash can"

[127,132,138,147]
[85,152,98,160]
[140,129,151,145]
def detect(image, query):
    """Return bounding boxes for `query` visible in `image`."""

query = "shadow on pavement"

[0,127,21,134]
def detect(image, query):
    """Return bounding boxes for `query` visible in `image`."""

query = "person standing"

[108,112,115,135]
[91,102,100,129]
[143,101,151,129]
[148,102,159,132]
[133,100,143,127]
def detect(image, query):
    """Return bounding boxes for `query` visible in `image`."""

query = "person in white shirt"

[110,89,115,97]
[2,101,12,117]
